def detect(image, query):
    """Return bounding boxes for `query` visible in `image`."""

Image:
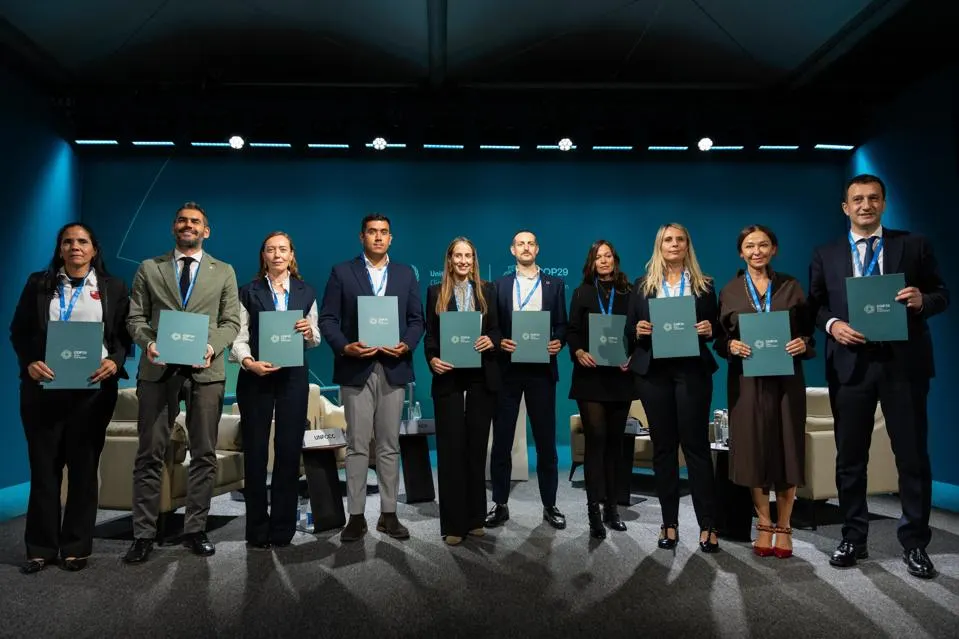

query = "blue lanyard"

[515,273,542,310]
[58,272,90,321]
[744,271,772,313]
[268,277,290,310]
[174,257,200,308]
[365,259,388,296]
[454,281,473,311]
[662,273,686,297]
[848,231,883,277]
[595,278,615,315]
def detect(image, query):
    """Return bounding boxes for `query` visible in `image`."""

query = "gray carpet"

[3,471,959,639]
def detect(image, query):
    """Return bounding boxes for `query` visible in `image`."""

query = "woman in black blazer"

[567,239,635,540]
[627,222,720,553]
[9,222,131,573]
[230,231,321,549]
[424,237,500,546]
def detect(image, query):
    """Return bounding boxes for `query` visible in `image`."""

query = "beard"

[176,234,200,250]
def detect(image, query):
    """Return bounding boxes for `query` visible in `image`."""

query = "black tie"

[860,237,878,276]
[179,256,194,302]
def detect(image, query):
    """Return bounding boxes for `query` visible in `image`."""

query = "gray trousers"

[341,363,405,516]
[132,370,224,538]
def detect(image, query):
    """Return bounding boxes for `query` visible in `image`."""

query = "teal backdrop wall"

[78,157,845,447]
[1,68,80,494]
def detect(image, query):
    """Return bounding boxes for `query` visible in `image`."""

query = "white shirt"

[173,249,203,286]
[512,268,543,312]
[659,270,691,297]
[48,268,109,359]
[230,274,322,365]
[364,253,389,296]
[826,226,884,334]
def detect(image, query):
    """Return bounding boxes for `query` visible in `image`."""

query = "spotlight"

[229,135,245,150]
[697,137,713,151]
[558,138,574,151]
[371,137,388,151]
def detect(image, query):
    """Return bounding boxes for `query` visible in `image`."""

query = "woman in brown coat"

[715,225,815,559]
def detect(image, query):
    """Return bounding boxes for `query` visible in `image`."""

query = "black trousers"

[830,350,931,549]
[577,400,630,505]
[434,381,496,537]
[490,366,558,507]
[20,381,118,560]
[636,359,717,529]
[236,367,309,545]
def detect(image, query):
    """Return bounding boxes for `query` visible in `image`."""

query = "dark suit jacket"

[10,270,132,384]
[808,228,949,384]
[494,272,567,381]
[424,282,501,397]
[318,256,425,387]
[626,276,720,376]
[237,277,316,363]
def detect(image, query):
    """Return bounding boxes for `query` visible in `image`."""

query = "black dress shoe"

[340,515,368,542]
[123,538,154,564]
[183,532,216,557]
[485,504,510,528]
[587,503,606,540]
[602,504,627,532]
[247,541,273,551]
[829,539,868,567]
[19,558,51,575]
[543,506,567,530]
[59,557,88,571]
[903,548,937,579]
[699,528,720,554]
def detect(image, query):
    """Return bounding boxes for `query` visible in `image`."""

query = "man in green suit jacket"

[122,202,240,564]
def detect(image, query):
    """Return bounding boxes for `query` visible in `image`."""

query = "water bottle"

[304,501,314,534]
[412,401,422,421]
[721,409,729,445]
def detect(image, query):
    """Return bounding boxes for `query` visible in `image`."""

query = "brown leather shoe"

[376,512,410,539]
[340,515,368,542]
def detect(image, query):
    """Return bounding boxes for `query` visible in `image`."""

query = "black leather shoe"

[602,504,627,531]
[247,541,273,551]
[183,532,216,557]
[122,538,154,564]
[59,557,88,571]
[587,503,606,540]
[19,558,50,574]
[485,504,510,528]
[340,515,368,542]
[658,524,678,550]
[699,528,720,554]
[544,506,567,530]
[377,513,410,539]
[903,548,937,579]
[829,539,868,567]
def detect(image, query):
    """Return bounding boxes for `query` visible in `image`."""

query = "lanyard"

[744,271,772,313]
[848,231,883,277]
[268,277,290,310]
[514,273,542,310]
[174,257,200,308]
[662,273,686,297]
[595,278,615,315]
[58,272,90,321]
[454,281,473,312]
[365,259,388,296]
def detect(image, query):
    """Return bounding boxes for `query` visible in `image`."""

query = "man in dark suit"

[809,174,949,579]
[318,214,425,542]
[486,230,568,529]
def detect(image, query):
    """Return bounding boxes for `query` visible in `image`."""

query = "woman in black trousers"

[10,222,131,573]
[425,237,500,546]
[231,231,321,549]
[567,239,635,540]
[627,222,720,552]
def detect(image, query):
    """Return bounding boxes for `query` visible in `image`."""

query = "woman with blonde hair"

[424,237,500,546]
[626,223,721,552]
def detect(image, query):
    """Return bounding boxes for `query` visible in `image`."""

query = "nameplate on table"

[258,310,304,367]
[156,310,209,365]
[44,320,104,390]
[358,296,400,347]
[845,273,908,342]
[400,419,436,436]
[303,428,347,449]
[588,313,628,367]
[649,296,699,358]
[624,418,648,436]
[511,311,550,363]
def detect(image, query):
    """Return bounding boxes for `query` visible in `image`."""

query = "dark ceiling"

[1,0,955,152]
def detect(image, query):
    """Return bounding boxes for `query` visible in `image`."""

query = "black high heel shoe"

[587,503,606,540]
[699,527,720,553]
[658,524,678,549]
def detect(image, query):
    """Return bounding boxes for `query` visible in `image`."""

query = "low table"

[711,442,754,542]
[399,419,436,503]
[301,439,347,532]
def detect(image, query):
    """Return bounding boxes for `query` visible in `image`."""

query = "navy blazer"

[808,228,949,384]
[494,272,568,381]
[318,256,425,387]
[626,276,720,376]
[237,276,316,363]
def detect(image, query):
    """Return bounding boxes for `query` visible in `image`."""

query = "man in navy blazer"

[486,230,568,529]
[809,174,949,579]
[318,214,425,542]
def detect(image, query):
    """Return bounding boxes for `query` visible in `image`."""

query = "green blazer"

[127,250,241,383]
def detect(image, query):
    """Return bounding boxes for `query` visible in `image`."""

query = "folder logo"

[60,349,73,360]
[663,322,673,332]
[369,317,389,325]
[522,332,541,341]
[171,332,196,342]
[864,304,876,314]
[450,335,471,344]
[270,334,293,343]
[754,339,765,349]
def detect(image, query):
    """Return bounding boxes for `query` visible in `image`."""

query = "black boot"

[603,503,627,531]
[587,503,606,540]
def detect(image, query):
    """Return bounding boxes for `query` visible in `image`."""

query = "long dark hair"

[44,222,110,291]
[580,239,630,292]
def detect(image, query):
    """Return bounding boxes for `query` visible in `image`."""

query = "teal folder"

[740,311,794,377]
[846,273,908,341]
[511,311,550,363]
[358,296,400,347]
[440,311,482,368]
[588,313,628,367]
[648,296,699,359]
[258,310,304,367]
[156,310,210,365]
[44,321,104,389]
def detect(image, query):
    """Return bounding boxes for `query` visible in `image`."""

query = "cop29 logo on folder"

[369,317,390,325]
[60,349,88,360]
[521,332,542,341]
[170,332,196,342]
[450,335,472,344]
[270,334,293,344]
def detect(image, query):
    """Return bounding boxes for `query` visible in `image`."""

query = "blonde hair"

[435,237,488,315]
[640,223,712,297]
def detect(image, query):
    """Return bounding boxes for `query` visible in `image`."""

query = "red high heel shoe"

[773,526,793,559]
[753,523,775,557]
